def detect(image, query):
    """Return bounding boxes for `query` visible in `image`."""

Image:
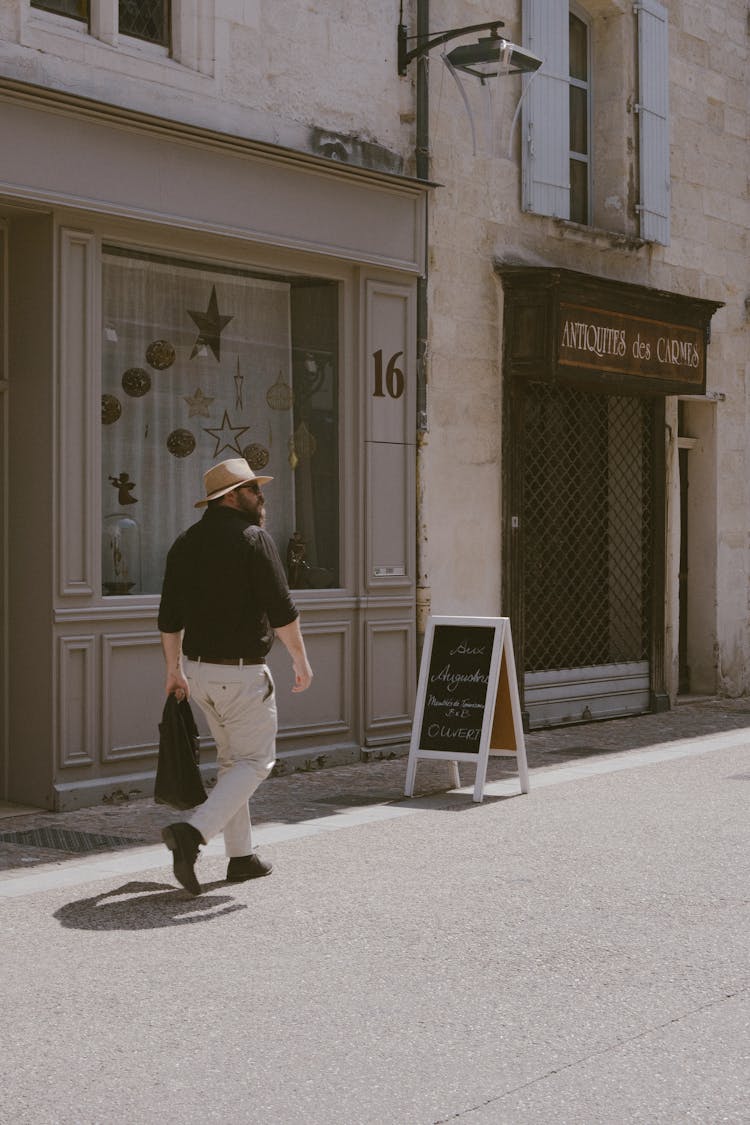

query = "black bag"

[154,694,208,810]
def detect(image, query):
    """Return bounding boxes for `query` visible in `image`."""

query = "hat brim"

[195,475,274,508]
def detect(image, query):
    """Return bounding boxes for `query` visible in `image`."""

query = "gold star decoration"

[202,410,249,458]
[183,387,215,418]
[188,286,233,362]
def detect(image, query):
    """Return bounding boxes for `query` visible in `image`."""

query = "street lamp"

[446,33,543,78]
[397,19,542,78]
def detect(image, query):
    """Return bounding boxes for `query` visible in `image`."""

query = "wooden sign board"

[405,616,529,803]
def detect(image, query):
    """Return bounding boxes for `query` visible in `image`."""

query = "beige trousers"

[183,658,277,857]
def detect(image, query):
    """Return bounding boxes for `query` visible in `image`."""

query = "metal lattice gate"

[512,382,657,727]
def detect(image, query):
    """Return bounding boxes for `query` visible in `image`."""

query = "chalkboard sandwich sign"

[405,616,529,803]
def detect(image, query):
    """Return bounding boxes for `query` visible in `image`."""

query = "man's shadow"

[54,879,247,930]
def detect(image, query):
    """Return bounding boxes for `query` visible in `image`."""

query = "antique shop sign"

[405,617,529,803]
[558,303,705,386]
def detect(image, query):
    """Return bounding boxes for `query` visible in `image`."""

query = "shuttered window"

[522,0,570,219]
[636,0,670,244]
[568,10,591,225]
[522,0,671,244]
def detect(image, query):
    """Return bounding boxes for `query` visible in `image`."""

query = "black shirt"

[158,506,298,660]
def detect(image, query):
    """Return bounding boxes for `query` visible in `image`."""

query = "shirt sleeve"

[246,527,299,629]
[157,541,185,634]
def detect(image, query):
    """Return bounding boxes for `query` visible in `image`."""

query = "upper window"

[118,0,169,46]
[521,0,670,244]
[101,249,340,596]
[31,1,171,47]
[31,0,87,18]
[568,10,590,226]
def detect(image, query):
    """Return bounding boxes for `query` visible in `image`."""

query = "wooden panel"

[57,635,96,768]
[363,277,416,594]
[271,618,352,740]
[0,96,426,274]
[364,617,415,743]
[364,280,415,446]
[58,227,97,597]
[101,632,164,761]
[366,439,414,589]
[637,0,670,245]
[521,0,570,218]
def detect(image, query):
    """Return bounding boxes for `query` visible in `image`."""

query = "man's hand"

[166,670,190,701]
[291,655,313,694]
[276,618,313,694]
[161,631,189,700]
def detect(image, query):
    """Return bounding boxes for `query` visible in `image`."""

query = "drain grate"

[0,827,145,853]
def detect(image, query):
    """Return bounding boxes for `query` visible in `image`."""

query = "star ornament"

[183,387,215,418]
[188,286,233,362]
[203,410,249,457]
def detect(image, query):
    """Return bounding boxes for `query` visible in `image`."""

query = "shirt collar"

[203,504,254,526]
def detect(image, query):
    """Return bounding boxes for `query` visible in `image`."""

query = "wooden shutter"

[522,0,570,219]
[636,0,670,244]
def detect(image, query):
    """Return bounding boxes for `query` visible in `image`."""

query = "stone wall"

[421,0,749,694]
[0,0,747,694]
[0,0,415,172]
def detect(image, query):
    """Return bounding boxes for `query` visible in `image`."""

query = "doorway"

[506,379,663,728]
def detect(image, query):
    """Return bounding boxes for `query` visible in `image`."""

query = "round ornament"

[266,371,294,411]
[146,340,176,370]
[243,442,270,471]
[122,367,152,397]
[166,429,196,458]
[101,394,122,425]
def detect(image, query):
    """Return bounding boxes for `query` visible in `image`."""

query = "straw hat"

[195,458,273,508]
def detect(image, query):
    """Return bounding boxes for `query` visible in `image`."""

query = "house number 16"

[372,349,405,399]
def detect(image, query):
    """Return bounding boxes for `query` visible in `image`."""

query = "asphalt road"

[1,733,748,1124]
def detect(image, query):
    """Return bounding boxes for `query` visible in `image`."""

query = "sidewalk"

[2,695,749,875]
[1,703,748,1124]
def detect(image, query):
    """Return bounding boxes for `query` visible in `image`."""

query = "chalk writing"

[419,624,495,755]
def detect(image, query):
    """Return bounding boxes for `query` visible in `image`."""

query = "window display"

[101,248,339,594]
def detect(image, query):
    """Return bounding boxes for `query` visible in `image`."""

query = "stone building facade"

[418,0,748,726]
[0,1,747,807]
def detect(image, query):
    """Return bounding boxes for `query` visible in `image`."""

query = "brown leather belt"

[187,656,265,666]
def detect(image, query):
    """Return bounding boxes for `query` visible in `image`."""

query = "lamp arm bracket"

[398,19,505,76]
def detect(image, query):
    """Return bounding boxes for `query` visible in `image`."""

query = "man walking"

[158,457,312,895]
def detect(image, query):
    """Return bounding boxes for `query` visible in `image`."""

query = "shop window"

[521,0,670,244]
[101,248,340,596]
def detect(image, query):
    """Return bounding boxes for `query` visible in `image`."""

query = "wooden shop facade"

[0,81,427,809]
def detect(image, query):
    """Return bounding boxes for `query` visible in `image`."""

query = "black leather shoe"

[226,854,273,881]
[162,822,203,895]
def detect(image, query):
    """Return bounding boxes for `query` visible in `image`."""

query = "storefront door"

[509,380,660,727]
[499,265,722,730]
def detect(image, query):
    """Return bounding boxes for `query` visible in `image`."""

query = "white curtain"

[101,251,294,595]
